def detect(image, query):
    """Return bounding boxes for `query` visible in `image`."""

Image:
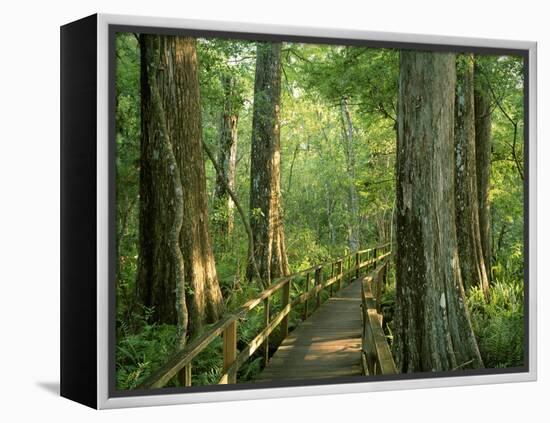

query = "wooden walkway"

[255,278,363,382]
[139,246,396,390]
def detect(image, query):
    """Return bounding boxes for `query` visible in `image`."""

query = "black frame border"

[60,13,98,409]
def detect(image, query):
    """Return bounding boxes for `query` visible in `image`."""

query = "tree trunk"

[214,74,239,235]
[376,209,391,244]
[394,51,483,373]
[325,184,336,245]
[474,60,493,282]
[454,54,490,301]
[248,42,290,286]
[340,97,360,252]
[137,35,223,337]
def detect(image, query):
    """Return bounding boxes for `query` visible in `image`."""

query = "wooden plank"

[359,261,398,376]
[367,308,398,375]
[276,338,361,348]
[274,344,360,353]
[266,353,360,367]
[256,279,364,382]
[297,321,361,330]
[258,369,362,380]
[257,366,363,381]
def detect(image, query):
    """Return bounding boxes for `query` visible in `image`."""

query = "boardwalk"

[255,279,363,382]
[139,247,396,390]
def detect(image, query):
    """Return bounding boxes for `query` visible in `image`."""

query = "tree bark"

[394,51,483,373]
[340,97,360,252]
[454,54,490,301]
[474,59,493,282]
[137,35,224,337]
[214,74,239,235]
[248,42,290,286]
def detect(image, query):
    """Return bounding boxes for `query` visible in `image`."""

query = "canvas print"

[114,31,525,392]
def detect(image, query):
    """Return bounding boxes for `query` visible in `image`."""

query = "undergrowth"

[116,317,179,390]
[380,268,524,370]
[116,261,524,390]
[467,277,524,368]
[115,274,312,390]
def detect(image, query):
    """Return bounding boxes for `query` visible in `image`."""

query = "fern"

[467,276,524,368]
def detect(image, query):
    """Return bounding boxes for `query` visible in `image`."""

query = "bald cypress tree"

[454,54,490,301]
[137,35,224,339]
[394,51,483,372]
[248,42,290,286]
[474,59,493,282]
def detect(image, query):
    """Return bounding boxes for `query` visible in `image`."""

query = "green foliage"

[115,33,141,332]
[467,277,524,368]
[116,318,179,390]
[114,31,526,386]
[190,337,224,386]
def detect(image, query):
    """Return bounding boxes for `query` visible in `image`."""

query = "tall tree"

[474,59,493,281]
[454,55,490,301]
[248,42,290,285]
[339,97,360,252]
[394,51,483,372]
[137,35,224,338]
[213,74,239,235]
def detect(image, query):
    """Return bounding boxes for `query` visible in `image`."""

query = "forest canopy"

[114,32,525,390]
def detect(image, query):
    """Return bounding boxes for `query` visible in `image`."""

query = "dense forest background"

[115,33,525,389]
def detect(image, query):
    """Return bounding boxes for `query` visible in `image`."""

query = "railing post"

[223,320,237,384]
[373,247,378,270]
[329,262,335,296]
[315,266,323,309]
[280,279,290,339]
[337,259,343,291]
[178,364,192,387]
[263,297,270,366]
[303,272,311,320]
[355,252,360,279]
[348,255,352,285]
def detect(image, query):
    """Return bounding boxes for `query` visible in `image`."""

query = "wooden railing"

[139,243,392,389]
[360,256,398,375]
